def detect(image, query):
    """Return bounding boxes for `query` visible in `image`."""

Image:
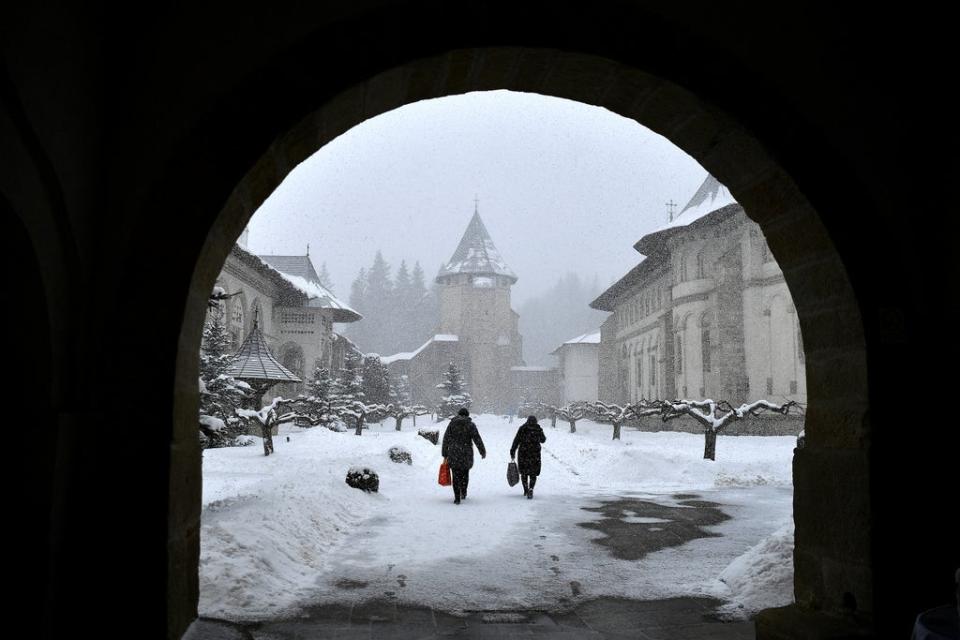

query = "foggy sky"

[246,90,708,306]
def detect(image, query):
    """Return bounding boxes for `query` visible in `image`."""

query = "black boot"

[521,475,529,497]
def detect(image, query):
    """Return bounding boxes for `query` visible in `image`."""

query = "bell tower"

[436,203,524,411]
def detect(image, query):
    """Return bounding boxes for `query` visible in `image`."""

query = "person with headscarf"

[441,408,486,504]
[510,415,546,499]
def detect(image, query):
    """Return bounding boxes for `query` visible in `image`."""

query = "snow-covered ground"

[200,415,796,622]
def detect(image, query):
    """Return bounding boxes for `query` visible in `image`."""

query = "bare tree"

[556,401,589,433]
[594,399,665,440]
[385,402,430,431]
[236,396,290,456]
[660,399,799,460]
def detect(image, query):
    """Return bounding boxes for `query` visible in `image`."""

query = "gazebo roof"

[226,321,302,383]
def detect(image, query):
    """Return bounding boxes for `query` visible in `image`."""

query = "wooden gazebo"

[226,319,301,455]
[226,319,302,404]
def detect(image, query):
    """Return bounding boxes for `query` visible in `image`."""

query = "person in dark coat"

[510,415,547,499]
[441,408,486,504]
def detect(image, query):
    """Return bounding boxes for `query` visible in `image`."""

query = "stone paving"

[187,597,755,639]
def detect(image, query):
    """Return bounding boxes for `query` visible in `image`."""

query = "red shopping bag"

[438,460,451,486]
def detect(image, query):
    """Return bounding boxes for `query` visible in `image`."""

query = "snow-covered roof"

[436,209,517,284]
[258,254,322,285]
[273,271,361,323]
[550,330,601,354]
[590,257,666,312]
[226,322,302,383]
[633,174,741,255]
[593,174,741,312]
[381,334,460,365]
[258,254,361,323]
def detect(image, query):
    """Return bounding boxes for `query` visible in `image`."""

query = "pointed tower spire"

[436,204,518,284]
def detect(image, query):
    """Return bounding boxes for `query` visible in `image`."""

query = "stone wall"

[629,413,804,437]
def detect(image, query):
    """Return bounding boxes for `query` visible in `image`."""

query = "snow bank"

[200,416,795,620]
[707,520,795,619]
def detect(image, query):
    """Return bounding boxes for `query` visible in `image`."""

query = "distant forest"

[343,251,608,367]
[342,251,439,357]
[517,273,608,366]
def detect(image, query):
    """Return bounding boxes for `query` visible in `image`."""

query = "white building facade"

[593,175,806,408]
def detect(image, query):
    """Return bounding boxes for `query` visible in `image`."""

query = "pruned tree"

[342,399,388,436]
[236,396,292,456]
[556,401,589,433]
[384,402,430,431]
[436,361,471,419]
[517,400,558,427]
[660,399,800,460]
[595,399,665,440]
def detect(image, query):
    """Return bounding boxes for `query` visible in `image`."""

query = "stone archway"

[175,48,869,637]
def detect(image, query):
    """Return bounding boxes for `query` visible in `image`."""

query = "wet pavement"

[578,494,731,561]
[187,490,769,638]
[187,596,755,639]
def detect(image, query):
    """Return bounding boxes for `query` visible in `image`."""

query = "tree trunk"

[703,429,717,461]
[551,415,557,428]
[395,416,403,431]
[413,414,417,427]
[612,421,621,440]
[261,422,274,456]
[569,419,577,433]
[354,415,365,436]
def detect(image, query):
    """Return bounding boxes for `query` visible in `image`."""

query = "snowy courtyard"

[199,415,796,623]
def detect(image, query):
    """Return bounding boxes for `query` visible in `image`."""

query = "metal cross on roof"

[666,199,678,221]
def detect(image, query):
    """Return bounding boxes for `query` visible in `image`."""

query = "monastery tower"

[436,206,524,411]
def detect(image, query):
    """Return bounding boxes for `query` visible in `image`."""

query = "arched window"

[701,314,712,375]
[696,251,705,278]
[676,333,683,374]
[679,252,688,282]
[231,296,245,328]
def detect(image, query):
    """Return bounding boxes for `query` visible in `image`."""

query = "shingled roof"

[258,253,361,323]
[633,173,741,255]
[258,255,321,285]
[436,209,517,284]
[226,321,302,383]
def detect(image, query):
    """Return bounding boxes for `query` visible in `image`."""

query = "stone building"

[385,207,532,412]
[211,243,361,401]
[591,174,806,409]
[551,331,601,405]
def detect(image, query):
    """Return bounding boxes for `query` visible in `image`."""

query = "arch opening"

[173,48,869,638]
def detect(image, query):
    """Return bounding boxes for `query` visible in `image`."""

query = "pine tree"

[198,310,250,447]
[361,355,391,406]
[436,361,471,419]
[305,365,337,428]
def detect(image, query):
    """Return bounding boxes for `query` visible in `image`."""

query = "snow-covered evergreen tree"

[361,355,392,406]
[198,310,250,447]
[436,361,471,419]
[335,350,386,434]
[303,365,338,428]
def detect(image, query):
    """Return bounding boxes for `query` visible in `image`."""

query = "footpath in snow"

[199,415,797,622]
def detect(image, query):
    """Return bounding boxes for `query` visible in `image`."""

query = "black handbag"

[507,461,519,487]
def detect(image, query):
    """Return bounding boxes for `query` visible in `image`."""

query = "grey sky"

[246,90,708,305]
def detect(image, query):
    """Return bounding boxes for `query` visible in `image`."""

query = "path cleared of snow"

[200,415,796,621]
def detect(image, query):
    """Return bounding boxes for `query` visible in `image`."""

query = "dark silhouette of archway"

[3,4,955,638]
